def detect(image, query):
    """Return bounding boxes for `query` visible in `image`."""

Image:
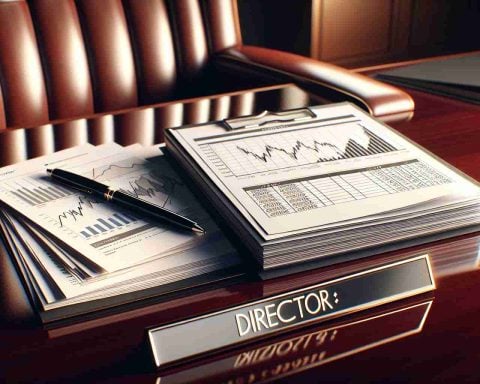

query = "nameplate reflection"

[149,255,434,367]
[157,300,432,384]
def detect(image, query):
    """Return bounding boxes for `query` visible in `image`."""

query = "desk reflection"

[0,84,412,167]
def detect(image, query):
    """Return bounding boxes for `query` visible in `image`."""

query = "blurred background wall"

[238,0,480,68]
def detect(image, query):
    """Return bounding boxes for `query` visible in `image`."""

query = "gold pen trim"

[104,188,116,201]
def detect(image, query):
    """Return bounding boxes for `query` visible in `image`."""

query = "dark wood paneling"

[314,0,393,60]
[238,0,311,56]
[239,0,480,67]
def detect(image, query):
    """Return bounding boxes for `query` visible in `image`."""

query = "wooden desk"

[1,80,480,383]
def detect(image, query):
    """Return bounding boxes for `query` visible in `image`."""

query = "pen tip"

[192,224,205,233]
[46,169,53,175]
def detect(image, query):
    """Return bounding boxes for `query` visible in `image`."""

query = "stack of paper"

[166,103,480,271]
[0,143,242,322]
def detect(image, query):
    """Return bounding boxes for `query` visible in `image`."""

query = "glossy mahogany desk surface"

[1,81,480,383]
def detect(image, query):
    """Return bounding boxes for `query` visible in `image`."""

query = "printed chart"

[198,123,401,177]
[80,212,137,239]
[91,162,185,210]
[244,160,452,217]
[7,180,74,206]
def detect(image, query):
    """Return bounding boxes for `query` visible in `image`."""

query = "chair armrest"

[215,46,414,117]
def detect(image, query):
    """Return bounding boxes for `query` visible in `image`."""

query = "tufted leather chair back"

[0,0,241,130]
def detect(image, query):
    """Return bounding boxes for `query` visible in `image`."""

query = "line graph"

[57,195,101,227]
[236,141,346,162]
[199,123,401,177]
[89,157,187,211]
[120,172,184,208]
[91,163,144,180]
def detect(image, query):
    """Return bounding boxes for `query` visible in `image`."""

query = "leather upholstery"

[0,1,49,128]
[0,0,412,132]
[0,0,241,129]
[29,0,94,119]
[218,46,415,117]
[0,85,305,165]
[75,0,138,112]
[123,0,177,103]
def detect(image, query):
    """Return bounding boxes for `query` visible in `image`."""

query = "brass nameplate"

[148,255,434,367]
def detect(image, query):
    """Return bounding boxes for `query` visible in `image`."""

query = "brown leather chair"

[0,0,413,164]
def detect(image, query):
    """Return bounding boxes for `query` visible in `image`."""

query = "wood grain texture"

[311,0,413,66]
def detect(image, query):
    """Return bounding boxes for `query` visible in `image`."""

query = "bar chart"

[10,184,74,206]
[0,169,78,208]
[80,212,137,238]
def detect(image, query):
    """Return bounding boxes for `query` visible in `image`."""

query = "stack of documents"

[166,102,480,271]
[0,143,242,322]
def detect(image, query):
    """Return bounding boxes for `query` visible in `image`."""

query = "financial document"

[0,144,215,273]
[0,144,241,315]
[168,103,479,240]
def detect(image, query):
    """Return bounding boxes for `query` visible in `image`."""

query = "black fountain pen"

[46,168,205,233]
